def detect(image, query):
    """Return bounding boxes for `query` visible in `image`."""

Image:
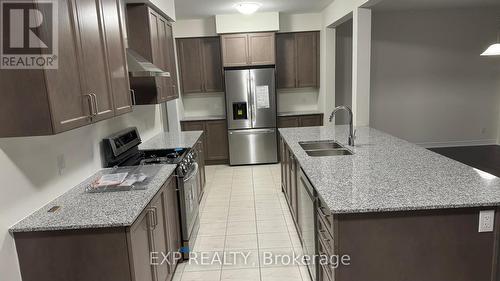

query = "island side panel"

[14,228,132,281]
[335,208,500,281]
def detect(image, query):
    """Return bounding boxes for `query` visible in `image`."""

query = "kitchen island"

[279,125,500,281]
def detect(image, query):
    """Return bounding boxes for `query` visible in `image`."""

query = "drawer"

[317,213,334,256]
[317,199,334,236]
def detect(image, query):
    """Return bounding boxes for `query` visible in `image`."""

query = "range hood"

[126,49,170,77]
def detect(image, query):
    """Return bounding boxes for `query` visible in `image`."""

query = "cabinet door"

[202,37,224,92]
[150,193,170,281]
[248,32,275,66]
[47,0,91,133]
[221,34,249,67]
[277,116,300,128]
[181,121,205,132]
[177,38,204,94]
[164,178,181,274]
[205,120,229,161]
[165,23,179,100]
[156,14,170,103]
[300,115,323,127]
[74,0,115,121]
[149,10,167,103]
[296,32,319,88]
[101,0,132,116]
[276,33,296,89]
[129,208,155,281]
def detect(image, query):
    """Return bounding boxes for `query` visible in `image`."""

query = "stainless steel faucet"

[329,105,356,146]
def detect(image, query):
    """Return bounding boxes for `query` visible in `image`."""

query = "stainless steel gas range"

[103,127,200,258]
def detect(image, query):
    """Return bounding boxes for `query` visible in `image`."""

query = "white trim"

[417,139,498,148]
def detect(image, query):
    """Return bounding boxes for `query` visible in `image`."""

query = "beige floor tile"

[227,220,257,235]
[260,266,302,281]
[228,212,256,222]
[256,211,285,221]
[257,219,289,234]
[180,270,221,281]
[225,234,258,250]
[258,233,292,249]
[258,247,298,267]
[299,265,313,281]
[222,249,259,269]
[193,236,225,252]
[198,222,227,237]
[221,268,260,281]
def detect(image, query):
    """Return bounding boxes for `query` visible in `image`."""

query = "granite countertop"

[279,125,500,214]
[278,110,323,117]
[10,165,177,233]
[139,130,203,150]
[181,115,226,121]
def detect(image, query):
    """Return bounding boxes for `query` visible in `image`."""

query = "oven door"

[180,163,200,242]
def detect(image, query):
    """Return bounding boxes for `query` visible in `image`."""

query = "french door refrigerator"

[225,68,278,165]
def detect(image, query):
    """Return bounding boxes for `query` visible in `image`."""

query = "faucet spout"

[329,105,355,146]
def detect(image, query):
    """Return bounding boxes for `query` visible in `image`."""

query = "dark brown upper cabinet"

[177,37,223,94]
[221,32,275,67]
[0,0,131,138]
[276,31,320,89]
[126,4,178,104]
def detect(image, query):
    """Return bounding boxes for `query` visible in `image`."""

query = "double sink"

[299,140,353,157]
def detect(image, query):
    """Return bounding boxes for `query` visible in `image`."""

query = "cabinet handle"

[130,89,136,106]
[90,93,98,116]
[152,206,158,228]
[147,208,155,230]
[84,94,94,117]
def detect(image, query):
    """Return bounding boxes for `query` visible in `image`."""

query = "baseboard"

[417,139,498,148]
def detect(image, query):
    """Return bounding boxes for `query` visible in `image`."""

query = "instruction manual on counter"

[256,86,270,109]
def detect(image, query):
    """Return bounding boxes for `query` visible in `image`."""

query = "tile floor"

[173,164,312,281]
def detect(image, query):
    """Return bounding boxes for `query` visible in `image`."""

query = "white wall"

[0,106,165,281]
[215,12,280,34]
[173,17,217,38]
[370,7,500,147]
[182,93,226,117]
[334,19,353,124]
[279,13,322,32]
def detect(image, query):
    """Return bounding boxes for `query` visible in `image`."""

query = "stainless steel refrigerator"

[225,68,278,165]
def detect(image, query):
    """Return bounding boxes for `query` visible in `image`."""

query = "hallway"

[173,164,311,281]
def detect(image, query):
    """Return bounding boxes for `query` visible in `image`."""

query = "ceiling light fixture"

[481,30,500,56]
[234,2,262,15]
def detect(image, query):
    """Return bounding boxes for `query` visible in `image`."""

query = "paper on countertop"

[96,173,128,187]
[118,174,148,187]
[256,86,270,109]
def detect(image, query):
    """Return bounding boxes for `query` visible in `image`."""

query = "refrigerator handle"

[250,73,257,128]
[247,71,253,126]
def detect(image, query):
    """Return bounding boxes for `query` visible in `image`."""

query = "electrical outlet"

[57,154,66,176]
[479,210,495,232]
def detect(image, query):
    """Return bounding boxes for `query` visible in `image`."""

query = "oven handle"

[183,163,199,183]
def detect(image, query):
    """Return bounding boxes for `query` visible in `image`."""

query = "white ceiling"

[371,0,500,11]
[174,0,334,20]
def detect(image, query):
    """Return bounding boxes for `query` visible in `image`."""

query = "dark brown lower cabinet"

[181,119,229,165]
[277,114,324,128]
[13,176,181,281]
[281,135,500,281]
[280,136,298,224]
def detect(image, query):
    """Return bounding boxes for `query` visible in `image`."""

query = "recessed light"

[234,2,262,15]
